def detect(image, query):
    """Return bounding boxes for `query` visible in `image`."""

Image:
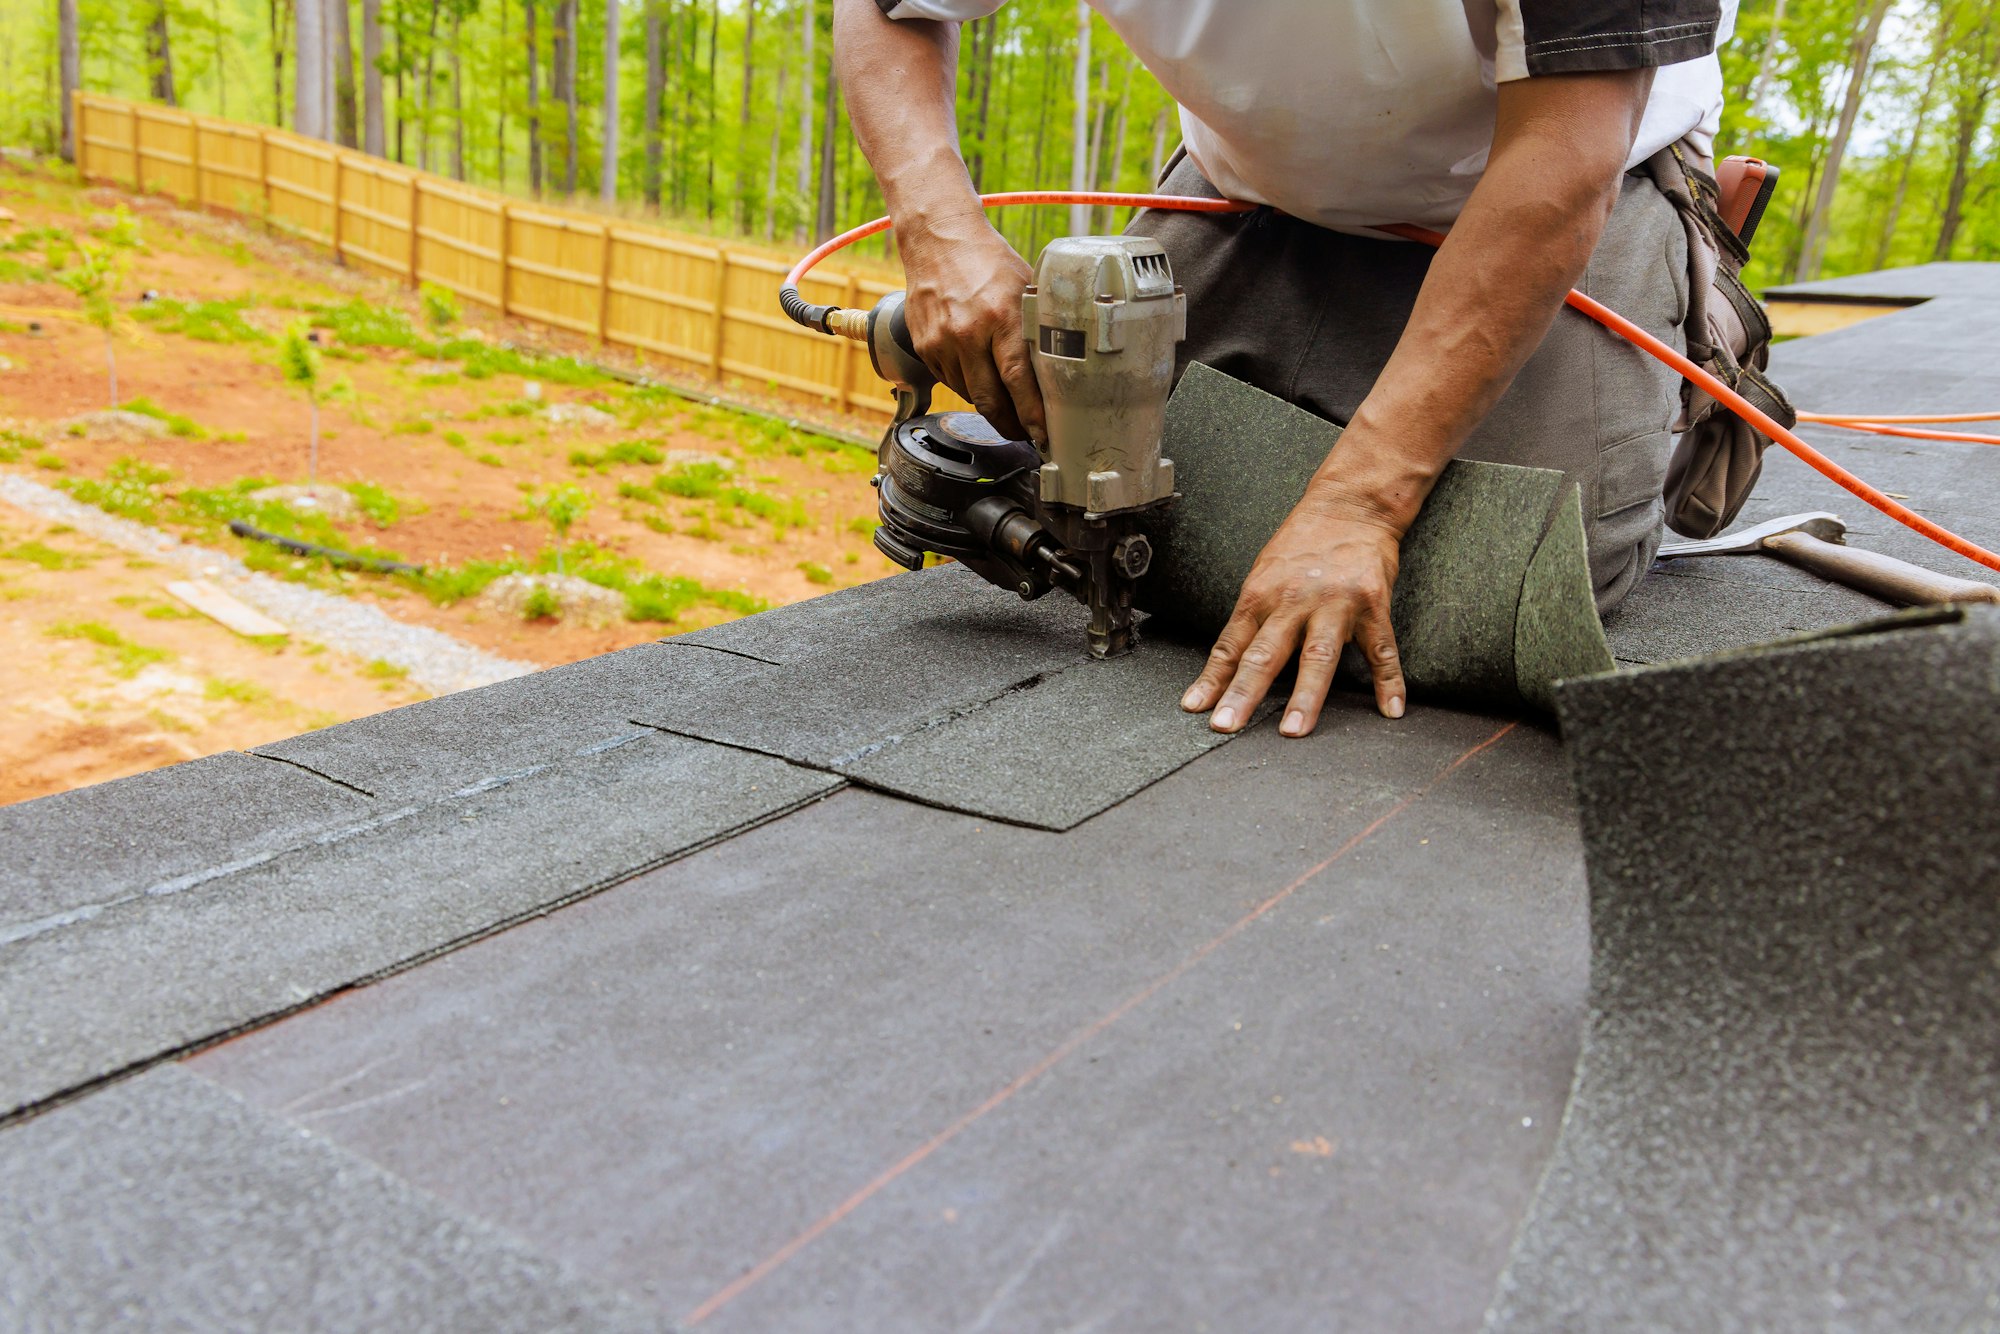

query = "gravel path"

[0,473,535,696]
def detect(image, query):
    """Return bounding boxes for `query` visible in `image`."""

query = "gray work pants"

[1127,157,1688,613]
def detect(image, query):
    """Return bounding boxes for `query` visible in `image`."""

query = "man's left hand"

[1180,493,1408,737]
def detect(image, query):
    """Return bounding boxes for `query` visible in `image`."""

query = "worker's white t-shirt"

[879,0,1737,231]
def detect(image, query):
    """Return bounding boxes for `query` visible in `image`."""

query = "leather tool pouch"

[1644,145,1797,539]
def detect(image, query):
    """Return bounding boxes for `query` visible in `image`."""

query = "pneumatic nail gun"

[825,237,1185,659]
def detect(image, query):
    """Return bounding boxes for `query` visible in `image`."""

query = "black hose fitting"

[779,284,838,334]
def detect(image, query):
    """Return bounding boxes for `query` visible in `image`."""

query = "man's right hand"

[898,207,1047,447]
[831,0,1046,445]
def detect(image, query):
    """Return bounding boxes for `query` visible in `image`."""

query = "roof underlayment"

[3,263,1999,1330]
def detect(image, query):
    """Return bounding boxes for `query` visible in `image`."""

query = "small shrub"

[343,481,405,526]
[522,583,561,620]
[120,396,208,439]
[420,283,459,333]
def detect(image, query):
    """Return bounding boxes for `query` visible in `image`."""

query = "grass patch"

[0,427,38,462]
[442,338,609,387]
[33,454,65,471]
[3,539,91,570]
[132,296,267,345]
[570,438,665,471]
[363,659,409,680]
[343,481,406,526]
[403,543,769,626]
[392,417,435,435]
[315,299,428,351]
[798,561,835,586]
[203,677,271,704]
[120,396,209,440]
[62,458,175,523]
[46,620,173,677]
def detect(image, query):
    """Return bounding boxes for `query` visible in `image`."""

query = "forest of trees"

[3,0,1999,284]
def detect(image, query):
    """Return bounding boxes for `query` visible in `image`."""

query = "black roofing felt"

[0,1066,658,1332]
[6,264,2000,1329]
[1493,607,2000,1330]
[2,731,836,1120]
[192,711,1582,1331]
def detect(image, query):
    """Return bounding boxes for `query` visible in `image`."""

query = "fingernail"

[1283,710,1305,735]
[1180,689,1202,711]
[1386,695,1405,719]
[1212,706,1236,731]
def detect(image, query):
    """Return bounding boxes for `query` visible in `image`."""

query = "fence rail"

[71,92,960,425]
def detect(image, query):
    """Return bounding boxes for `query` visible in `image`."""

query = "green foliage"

[61,458,175,523]
[0,428,37,463]
[363,659,410,680]
[420,283,460,333]
[798,560,835,586]
[119,396,208,439]
[570,438,665,471]
[526,482,593,541]
[131,296,267,344]
[522,583,562,620]
[279,325,322,394]
[57,242,123,332]
[314,299,427,352]
[45,620,172,677]
[204,677,271,704]
[3,539,91,570]
[439,338,609,387]
[403,557,523,605]
[344,482,407,527]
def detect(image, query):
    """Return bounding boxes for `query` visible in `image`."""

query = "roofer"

[835,1,1748,738]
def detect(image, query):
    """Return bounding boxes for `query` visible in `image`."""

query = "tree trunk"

[295,0,328,138]
[1147,105,1167,187]
[498,0,511,184]
[58,0,79,161]
[556,0,578,194]
[213,0,228,116]
[602,0,621,204]
[420,2,441,171]
[451,6,465,179]
[1793,0,1891,281]
[148,4,178,106]
[391,2,403,161]
[968,14,996,189]
[331,0,358,147]
[362,0,384,155]
[796,0,813,238]
[527,0,543,195]
[1875,10,1949,270]
[735,0,758,230]
[1744,0,1788,117]
[1934,17,2000,260]
[1068,1,1090,236]
[271,0,290,126]
[763,58,784,239]
[1096,54,1132,229]
[644,0,663,208]
[705,0,717,221]
[813,64,838,241]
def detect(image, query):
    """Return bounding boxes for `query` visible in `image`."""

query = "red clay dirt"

[0,162,904,804]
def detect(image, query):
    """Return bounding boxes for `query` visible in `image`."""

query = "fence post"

[497,201,513,315]
[258,130,271,218]
[186,112,202,206]
[130,105,143,191]
[837,270,861,414]
[407,176,423,286]
[330,152,344,260]
[72,91,85,176]
[596,225,614,344]
[710,249,729,381]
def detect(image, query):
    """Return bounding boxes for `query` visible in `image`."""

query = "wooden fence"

[71,91,958,425]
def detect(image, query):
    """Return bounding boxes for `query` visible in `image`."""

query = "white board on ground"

[165,579,290,639]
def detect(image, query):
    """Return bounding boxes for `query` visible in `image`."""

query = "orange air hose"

[784,192,2000,576]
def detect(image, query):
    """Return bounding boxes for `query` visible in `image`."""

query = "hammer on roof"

[1658,512,2000,607]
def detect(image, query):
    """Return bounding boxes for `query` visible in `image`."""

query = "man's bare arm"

[832,0,1045,443]
[1183,67,1657,736]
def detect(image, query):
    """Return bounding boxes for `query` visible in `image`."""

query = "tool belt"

[1644,144,1797,539]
